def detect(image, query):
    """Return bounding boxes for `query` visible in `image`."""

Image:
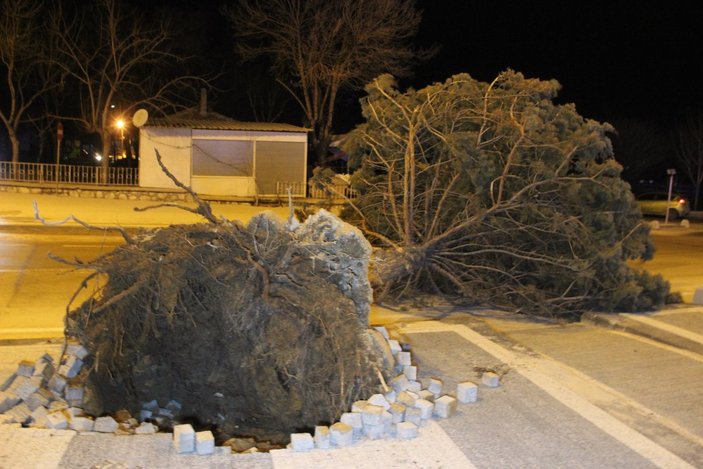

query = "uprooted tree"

[329,71,673,316]
[50,153,386,443]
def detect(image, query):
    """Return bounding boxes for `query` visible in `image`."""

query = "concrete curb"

[581,311,703,355]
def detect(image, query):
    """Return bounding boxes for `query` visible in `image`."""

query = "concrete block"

[330,422,353,447]
[1,373,16,392]
[48,399,68,412]
[389,402,406,423]
[45,410,69,430]
[382,410,393,434]
[66,342,89,360]
[363,423,385,439]
[58,356,83,379]
[290,433,315,452]
[33,360,54,380]
[384,389,397,404]
[396,421,418,439]
[139,409,153,421]
[340,412,363,438]
[142,399,159,411]
[388,339,402,355]
[65,385,84,407]
[417,390,434,402]
[404,407,423,426]
[481,371,500,387]
[396,351,412,366]
[70,416,95,432]
[407,380,422,393]
[403,365,417,381]
[135,422,157,434]
[25,388,52,411]
[17,360,35,377]
[29,405,48,427]
[165,400,182,413]
[67,407,85,418]
[373,326,390,339]
[351,399,368,412]
[693,288,703,305]
[94,416,119,433]
[390,374,411,392]
[173,423,196,453]
[6,402,31,424]
[457,381,478,403]
[367,393,390,410]
[414,399,434,419]
[428,378,443,397]
[314,425,330,449]
[196,430,215,455]
[396,391,418,407]
[434,395,457,418]
[48,374,67,393]
[0,391,21,413]
[157,407,174,418]
[14,376,42,400]
[361,404,384,426]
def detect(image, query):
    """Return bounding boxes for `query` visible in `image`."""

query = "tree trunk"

[101,129,111,184]
[10,129,20,164]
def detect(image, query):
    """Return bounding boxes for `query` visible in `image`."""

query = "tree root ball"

[66,210,383,443]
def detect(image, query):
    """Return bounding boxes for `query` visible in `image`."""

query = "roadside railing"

[0,161,139,186]
[276,180,358,199]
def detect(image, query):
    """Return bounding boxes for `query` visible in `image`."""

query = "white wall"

[139,128,192,189]
[191,176,256,197]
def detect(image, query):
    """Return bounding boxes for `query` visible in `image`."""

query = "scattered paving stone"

[134,422,157,435]
[389,402,406,423]
[290,433,315,452]
[396,391,417,407]
[404,407,423,426]
[314,425,330,449]
[139,409,152,421]
[361,404,384,426]
[165,400,182,413]
[0,391,21,413]
[434,395,457,418]
[173,423,195,453]
[17,360,35,377]
[58,356,83,379]
[374,326,390,339]
[351,400,369,412]
[1,373,16,392]
[142,400,159,412]
[70,416,95,432]
[363,423,385,440]
[396,421,418,439]
[414,399,434,419]
[66,342,89,360]
[403,365,417,381]
[396,351,412,366]
[196,430,215,455]
[29,404,49,425]
[417,389,434,402]
[45,410,69,430]
[481,371,500,387]
[14,376,42,401]
[384,389,397,404]
[113,409,132,423]
[6,402,31,424]
[428,378,443,397]
[48,375,67,393]
[387,339,402,355]
[340,412,363,438]
[457,381,478,403]
[367,393,390,410]
[407,381,422,393]
[94,416,119,433]
[330,422,353,447]
[389,374,411,392]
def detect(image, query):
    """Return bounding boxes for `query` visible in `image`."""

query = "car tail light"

[677,197,686,205]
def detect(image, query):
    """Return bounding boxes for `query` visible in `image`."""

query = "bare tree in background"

[675,112,703,210]
[0,0,59,165]
[224,0,432,167]
[50,0,206,181]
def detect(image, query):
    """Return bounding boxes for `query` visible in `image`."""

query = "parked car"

[636,192,690,219]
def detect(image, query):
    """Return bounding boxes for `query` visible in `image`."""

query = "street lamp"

[115,118,126,159]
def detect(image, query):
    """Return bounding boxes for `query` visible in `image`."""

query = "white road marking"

[608,329,703,363]
[622,313,703,345]
[401,321,695,469]
[271,420,476,469]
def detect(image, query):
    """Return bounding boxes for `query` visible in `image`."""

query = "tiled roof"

[145,109,309,133]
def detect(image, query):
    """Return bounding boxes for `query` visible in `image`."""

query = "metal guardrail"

[0,161,138,186]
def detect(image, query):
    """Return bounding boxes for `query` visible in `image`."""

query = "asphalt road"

[0,228,124,339]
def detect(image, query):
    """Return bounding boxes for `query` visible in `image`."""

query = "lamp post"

[665,168,676,225]
[115,118,125,159]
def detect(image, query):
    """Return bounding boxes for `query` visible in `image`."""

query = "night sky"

[412,1,702,128]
